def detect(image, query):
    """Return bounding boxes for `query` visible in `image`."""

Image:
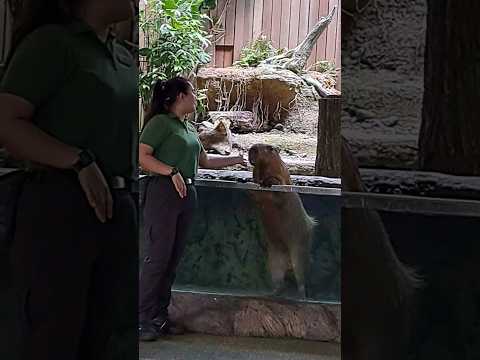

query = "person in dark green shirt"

[0,1,137,359]
[138,77,246,341]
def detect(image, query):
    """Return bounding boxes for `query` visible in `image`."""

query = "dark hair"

[143,76,192,126]
[7,0,80,63]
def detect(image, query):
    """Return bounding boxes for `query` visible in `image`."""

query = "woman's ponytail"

[142,76,191,129]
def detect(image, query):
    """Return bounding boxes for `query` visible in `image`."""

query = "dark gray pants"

[139,176,197,324]
[10,170,138,360]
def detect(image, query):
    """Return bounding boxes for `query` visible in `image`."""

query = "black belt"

[27,167,137,192]
[109,176,138,192]
[146,173,195,185]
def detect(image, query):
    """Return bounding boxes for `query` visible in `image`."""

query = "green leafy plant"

[234,36,283,68]
[139,0,213,104]
[195,88,209,121]
[310,60,336,73]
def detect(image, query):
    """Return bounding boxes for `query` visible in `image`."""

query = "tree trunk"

[418,0,480,175]
[315,97,341,178]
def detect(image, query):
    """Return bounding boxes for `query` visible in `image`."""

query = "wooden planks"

[270,0,282,47]
[185,0,341,70]
[279,0,291,49]
[324,0,339,64]
[288,0,301,49]
[252,0,264,39]
[224,0,236,46]
[262,0,273,41]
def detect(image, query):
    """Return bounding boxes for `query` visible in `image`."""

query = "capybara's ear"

[215,120,227,134]
[266,145,280,154]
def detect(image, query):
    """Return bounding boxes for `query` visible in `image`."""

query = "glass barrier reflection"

[140,177,341,303]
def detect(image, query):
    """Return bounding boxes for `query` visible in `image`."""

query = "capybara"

[248,143,317,298]
[197,119,232,155]
[341,136,421,359]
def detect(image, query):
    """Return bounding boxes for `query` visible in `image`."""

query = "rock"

[352,108,376,121]
[209,111,257,134]
[343,129,418,169]
[360,168,480,200]
[381,116,399,127]
[196,169,341,188]
[196,67,319,134]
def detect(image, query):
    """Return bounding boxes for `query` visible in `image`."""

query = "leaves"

[233,36,283,68]
[139,0,212,104]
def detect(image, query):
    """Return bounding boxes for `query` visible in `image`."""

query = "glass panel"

[139,177,341,303]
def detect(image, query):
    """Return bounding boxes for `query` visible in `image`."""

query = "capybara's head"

[198,119,232,155]
[248,143,281,165]
[249,143,291,187]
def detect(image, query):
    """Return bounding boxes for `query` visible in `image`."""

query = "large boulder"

[197,67,320,134]
[209,111,257,134]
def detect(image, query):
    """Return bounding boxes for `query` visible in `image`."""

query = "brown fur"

[341,136,421,359]
[198,119,233,155]
[248,144,317,298]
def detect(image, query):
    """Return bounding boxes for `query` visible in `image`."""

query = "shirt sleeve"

[140,115,171,150]
[0,25,71,108]
[188,122,206,153]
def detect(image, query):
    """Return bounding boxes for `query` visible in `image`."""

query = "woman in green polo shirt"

[138,77,246,341]
[0,1,137,359]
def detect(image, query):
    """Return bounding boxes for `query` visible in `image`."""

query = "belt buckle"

[185,178,193,185]
[111,176,126,189]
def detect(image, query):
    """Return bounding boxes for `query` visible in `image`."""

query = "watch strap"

[72,149,96,173]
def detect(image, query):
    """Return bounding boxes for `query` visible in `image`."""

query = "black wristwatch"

[169,167,179,177]
[72,149,96,173]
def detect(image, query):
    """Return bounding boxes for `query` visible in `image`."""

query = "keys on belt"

[185,178,194,185]
[110,176,126,189]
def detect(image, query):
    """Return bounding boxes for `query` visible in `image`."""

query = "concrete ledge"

[197,169,341,188]
[169,291,341,343]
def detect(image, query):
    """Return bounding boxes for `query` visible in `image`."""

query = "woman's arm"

[198,149,246,169]
[139,143,175,175]
[139,143,187,198]
[0,94,114,223]
[0,94,80,167]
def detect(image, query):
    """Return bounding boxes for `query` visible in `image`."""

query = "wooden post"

[419,0,480,175]
[315,95,341,178]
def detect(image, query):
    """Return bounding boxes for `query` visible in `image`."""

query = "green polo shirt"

[0,21,138,179]
[140,113,203,179]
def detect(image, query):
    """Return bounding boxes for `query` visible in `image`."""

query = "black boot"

[153,317,185,335]
[139,323,160,342]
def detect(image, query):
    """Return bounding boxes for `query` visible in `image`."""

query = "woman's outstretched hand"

[171,173,187,198]
[235,153,248,168]
[78,162,113,223]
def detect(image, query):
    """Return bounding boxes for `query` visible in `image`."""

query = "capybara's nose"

[248,145,259,165]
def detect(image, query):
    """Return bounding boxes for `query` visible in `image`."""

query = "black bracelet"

[72,149,95,173]
[169,167,179,177]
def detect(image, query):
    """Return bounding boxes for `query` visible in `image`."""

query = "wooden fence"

[209,0,341,69]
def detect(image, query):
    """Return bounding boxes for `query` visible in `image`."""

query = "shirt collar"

[67,20,116,41]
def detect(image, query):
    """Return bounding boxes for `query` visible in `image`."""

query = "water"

[140,179,341,303]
